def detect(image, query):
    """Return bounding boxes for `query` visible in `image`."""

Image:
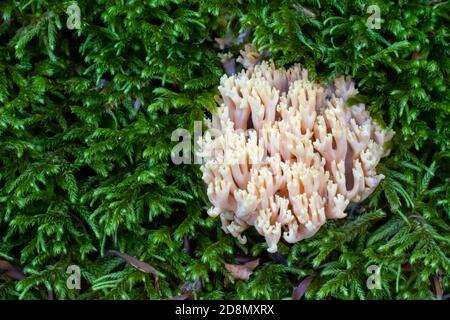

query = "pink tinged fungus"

[199,55,394,252]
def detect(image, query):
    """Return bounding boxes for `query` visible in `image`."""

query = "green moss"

[0,0,448,300]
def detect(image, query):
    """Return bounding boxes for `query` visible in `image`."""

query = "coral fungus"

[198,58,393,252]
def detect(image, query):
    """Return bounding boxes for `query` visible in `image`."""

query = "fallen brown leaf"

[0,259,25,280]
[183,236,192,255]
[107,250,159,288]
[225,258,260,281]
[166,278,202,300]
[167,293,192,300]
[433,274,443,300]
[292,275,314,300]
[412,52,423,60]
[181,278,202,294]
